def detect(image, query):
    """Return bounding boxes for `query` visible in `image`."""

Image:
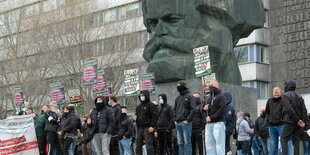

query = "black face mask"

[63,112,69,117]
[195,97,201,105]
[177,85,187,92]
[96,102,104,111]
[209,86,217,93]
[121,113,127,119]
[272,97,281,101]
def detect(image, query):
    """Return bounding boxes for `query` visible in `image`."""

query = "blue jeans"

[176,122,192,155]
[269,125,282,155]
[119,138,132,155]
[252,136,268,155]
[237,141,250,155]
[303,141,310,155]
[204,122,226,155]
[68,136,78,155]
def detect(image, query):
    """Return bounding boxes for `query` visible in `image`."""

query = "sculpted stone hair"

[142,0,266,45]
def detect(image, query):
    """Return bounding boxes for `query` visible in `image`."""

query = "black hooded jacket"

[192,97,204,130]
[265,96,284,126]
[111,104,122,135]
[135,90,158,128]
[59,111,82,135]
[282,80,307,124]
[204,87,226,123]
[89,96,115,135]
[44,110,59,132]
[223,92,236,134]
[118,114,134,139]
[174,89,196,122]
[156,94,174,130]
[254,112,269,139]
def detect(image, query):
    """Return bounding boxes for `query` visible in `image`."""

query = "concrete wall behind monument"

[269,0,310,93]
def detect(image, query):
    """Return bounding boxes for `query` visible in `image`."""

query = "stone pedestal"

[151,78,258,118]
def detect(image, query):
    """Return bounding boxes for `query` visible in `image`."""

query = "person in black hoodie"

[223,91,236,155]
[135,90,158,155]
[191,92,204,155]
[155,94,174,155]
[265,87,284,155]
[254,107,269,155]
[81,114,93,155]
[44,102,61,155]
[89,96,115,155]
[109,95,122,155]
[58,106,82,155]
[118,106,134,155]
[174,80,196,155]
[281,80,308,155]
[203,80,226,155]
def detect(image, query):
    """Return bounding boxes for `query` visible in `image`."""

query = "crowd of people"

[17,80,309,155]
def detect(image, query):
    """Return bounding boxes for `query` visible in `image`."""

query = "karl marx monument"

[142,0,266,85]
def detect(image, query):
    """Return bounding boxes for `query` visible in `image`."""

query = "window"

[256,45,269,63]
[125,3,140,19]
[102,9,117,23]
[234,45,248,63]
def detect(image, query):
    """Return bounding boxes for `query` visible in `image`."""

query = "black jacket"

[82,122,93,143]
[59,113,82,135]
[223,92,236,135]
[157,94,174,130]
[44,111,59,132]
[111,104,122,135]
[282,80,307,124]
[135,90,158,128]
[192,97,204,130]
[302,116,310,141]
[254,112,269,139]
[118,114,134,139]
[174,89,196,122]
[265,97,284,126]
[204,88,226,123]
[89,96,115,135]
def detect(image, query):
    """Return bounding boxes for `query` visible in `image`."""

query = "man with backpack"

[236,111,254,155]
[281,80,308,155]
[223,92,236,155]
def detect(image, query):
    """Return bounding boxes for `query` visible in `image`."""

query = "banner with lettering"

[68,89,82,108]
[201,73,217,92]
[13,87,24,108]
[193,45,212,77]
[0,115,39,155]
[49,82,66,104]
[141,73,155,95]
[92,70,107,97]
[83,59,97,85]
[124,69,140,97]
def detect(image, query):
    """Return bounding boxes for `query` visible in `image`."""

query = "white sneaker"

[226,151,233,155]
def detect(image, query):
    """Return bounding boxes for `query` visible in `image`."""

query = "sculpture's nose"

[155,20,168,37]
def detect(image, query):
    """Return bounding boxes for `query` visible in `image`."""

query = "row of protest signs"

[124,69,155,97]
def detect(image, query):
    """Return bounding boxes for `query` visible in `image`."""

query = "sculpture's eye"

[163,15,182,24]
[147,19,158,27]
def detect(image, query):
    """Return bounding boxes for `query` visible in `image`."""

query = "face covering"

[177,85,187,92]
[121,113,127,119]
[195,97,201,105]
[97,100,103,104]
[63,112,69,117]
[209,86,217,93]
[96,100,104,110]
[140,96,145,101]
[51,109,57,113]
[108,101,112,106]
[159,99,164,104]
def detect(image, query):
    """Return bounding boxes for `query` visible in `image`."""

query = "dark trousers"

[191,129,203,155]
[37,135,47,155]
[225,133,232,153]
[63,137,74,155]
[110,136,120,155]
[136,128,155,155]
[281,123,302,155]
[158,129,172,155]
[238,140,250,155]
[82,142,93,155]
[46,131,62,155]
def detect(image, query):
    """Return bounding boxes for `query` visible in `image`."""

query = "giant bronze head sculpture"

[142,0,265,84]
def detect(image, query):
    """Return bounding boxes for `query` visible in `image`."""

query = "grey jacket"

[236,117,254,141]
